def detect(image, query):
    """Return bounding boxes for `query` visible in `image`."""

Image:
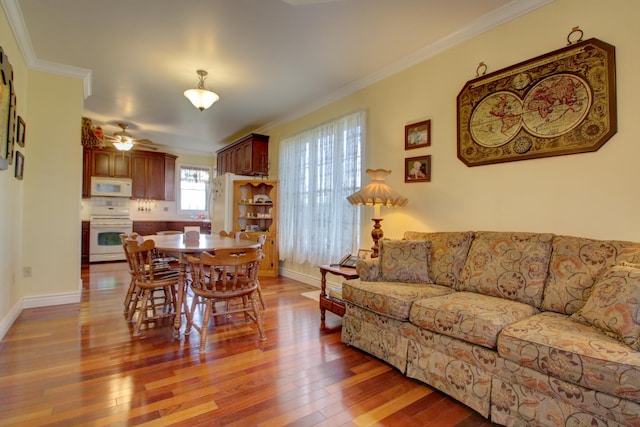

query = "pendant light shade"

[184,70,220,111]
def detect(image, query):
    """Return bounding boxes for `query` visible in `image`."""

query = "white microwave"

[90,177,132,198]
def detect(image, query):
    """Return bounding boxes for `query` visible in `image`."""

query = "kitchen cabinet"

[233,180,278,276]
[131,151,177,201]
[83,147,177,201]
[81,221,90,263]
[82,149,92,198]
[91,149,131,178]
[216,133,269,176]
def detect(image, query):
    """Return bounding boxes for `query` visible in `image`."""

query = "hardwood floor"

[0,262,496,426]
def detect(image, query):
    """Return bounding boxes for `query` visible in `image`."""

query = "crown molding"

[261,0,555,131]
[1,0,92,98]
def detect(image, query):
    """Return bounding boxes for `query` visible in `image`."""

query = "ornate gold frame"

[457,38,616,167]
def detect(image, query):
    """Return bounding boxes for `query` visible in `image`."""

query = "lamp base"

[371,218,383,258]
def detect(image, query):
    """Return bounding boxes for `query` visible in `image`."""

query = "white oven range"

[89,199,133,263]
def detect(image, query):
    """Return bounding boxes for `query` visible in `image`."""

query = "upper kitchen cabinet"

[216,133,269,176]
[82,147,177,200]
[91,148,131,178]
[131,151,177,201]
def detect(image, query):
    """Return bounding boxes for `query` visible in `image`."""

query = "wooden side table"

[319,264,358,320]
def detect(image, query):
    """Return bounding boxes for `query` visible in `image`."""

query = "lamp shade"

[184,88,220,111]
[347,169,408,208]
[184,69,220,111]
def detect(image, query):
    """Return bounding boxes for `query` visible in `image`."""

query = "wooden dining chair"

[122,233,179,320]
[218,230,232,237]
[186,247,266,352]
[126,238,180,336]
[254,234,267,309]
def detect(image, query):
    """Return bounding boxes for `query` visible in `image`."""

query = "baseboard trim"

[279,267,320,288]
[0,299,23,341]
[22,291,82,309]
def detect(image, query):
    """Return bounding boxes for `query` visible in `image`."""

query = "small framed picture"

[405,119,431,150]
[15,151,24,180]
[16,116,25,147]
[357,249,372,260]
[405,155,431,183]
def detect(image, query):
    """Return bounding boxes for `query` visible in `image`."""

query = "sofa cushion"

[458,231,553,307]
[403,231,475,288]
[570,263,640,351]
[542,235,640,315]
[498,311,640,403]
[410,292,539,349]
[342,279,454,321]
[379,239,431,283]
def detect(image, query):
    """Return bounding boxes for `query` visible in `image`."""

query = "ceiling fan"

[104,123,158,151]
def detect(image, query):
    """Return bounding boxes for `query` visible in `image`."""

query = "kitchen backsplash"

[81,199,209,222]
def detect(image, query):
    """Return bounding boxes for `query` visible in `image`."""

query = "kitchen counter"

[132,220,212,236]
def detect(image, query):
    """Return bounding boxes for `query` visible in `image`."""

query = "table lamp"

[347,169,408,258]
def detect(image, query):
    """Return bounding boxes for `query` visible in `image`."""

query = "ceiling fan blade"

[132,143,158,151]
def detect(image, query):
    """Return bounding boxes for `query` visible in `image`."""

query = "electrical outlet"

[23,266,32,278]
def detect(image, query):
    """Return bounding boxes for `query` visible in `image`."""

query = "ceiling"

[5,0,550,155]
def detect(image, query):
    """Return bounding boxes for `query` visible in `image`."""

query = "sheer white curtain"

[279,110,365,266]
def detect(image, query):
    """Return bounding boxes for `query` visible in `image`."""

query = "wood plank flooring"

[0,262,497,426]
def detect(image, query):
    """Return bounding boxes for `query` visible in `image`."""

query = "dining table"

[143,233,261,338]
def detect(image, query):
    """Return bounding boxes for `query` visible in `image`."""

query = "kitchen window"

[178,165,211,213]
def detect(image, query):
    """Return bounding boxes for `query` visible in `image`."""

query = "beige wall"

[0,5,85,336]
[267,0,640,282]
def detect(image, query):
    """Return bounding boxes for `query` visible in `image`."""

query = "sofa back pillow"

[458,231,553,308]
[542,235,640,315]
[570,263,640,351]
[403,231,474,288]
[379,239,432,283]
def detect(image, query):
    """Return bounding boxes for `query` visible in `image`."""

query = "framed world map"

[457,38,616,166]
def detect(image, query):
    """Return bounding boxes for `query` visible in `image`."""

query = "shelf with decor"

[233,180,278,276]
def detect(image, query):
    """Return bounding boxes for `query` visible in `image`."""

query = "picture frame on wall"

[15,151,23,180]
[0,46,13,171]
[405,155,431,183]
[404,119,431,150]
[16,115,25,147]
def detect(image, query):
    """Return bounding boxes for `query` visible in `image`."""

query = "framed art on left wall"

[0,46,14,171]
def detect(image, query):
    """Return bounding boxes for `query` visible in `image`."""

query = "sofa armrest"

[356,258,380,281]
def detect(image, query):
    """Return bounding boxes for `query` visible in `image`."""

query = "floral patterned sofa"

[341,231,640,426]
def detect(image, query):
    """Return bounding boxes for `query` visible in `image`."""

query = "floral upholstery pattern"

[342,303,415,372]
[410,292,539,349]
[379,239,431,283]
[491,375,639,427]
[498,311,640,402]
[407,339,492,417]
[571,263,640,351]
[542,235,640,315]
[355,257,380,281]
[458,231,553,307]
[494,359,640,427]
[403,231,475,288]
[342,279,453,321]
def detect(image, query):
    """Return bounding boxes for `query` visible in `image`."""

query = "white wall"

[266,0,640,282]
[0,4,85,338]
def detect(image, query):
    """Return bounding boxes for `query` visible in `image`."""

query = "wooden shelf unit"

[233,180,278,277]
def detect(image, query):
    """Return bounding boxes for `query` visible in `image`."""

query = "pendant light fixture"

[184,69,220,111]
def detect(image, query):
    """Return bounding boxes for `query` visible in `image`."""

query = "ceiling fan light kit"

[184,69,220,111]
[112,140,134,151]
